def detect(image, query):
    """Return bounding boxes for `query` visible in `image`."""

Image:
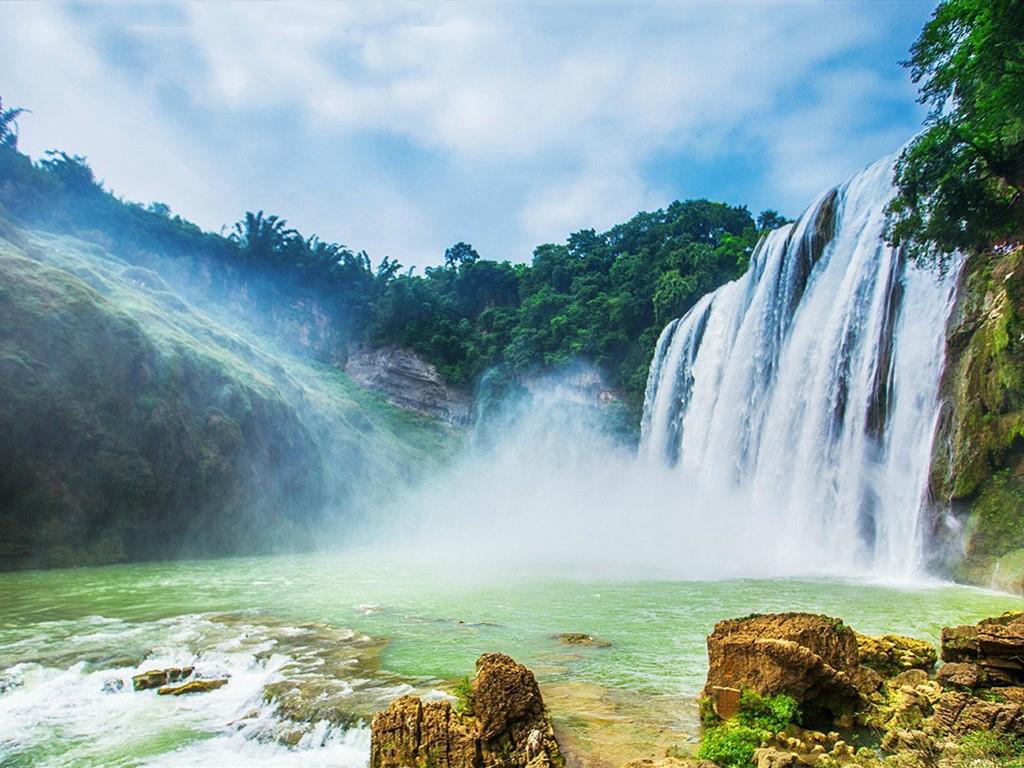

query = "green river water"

[0,550,1020,767]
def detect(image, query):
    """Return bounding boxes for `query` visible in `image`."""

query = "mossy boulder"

[855,633,937,678]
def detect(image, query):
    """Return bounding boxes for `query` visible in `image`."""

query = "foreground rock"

[940,610,1024,688]
[704,613,862,719]
[157,678,228,696]
[370,653,564,768]
[701,611,1024,768]
[132,667,194,691]
[855,634,936,678]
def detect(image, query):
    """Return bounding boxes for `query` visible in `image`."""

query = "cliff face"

[345,345,474,425]
[0,220,455,569]
[930,245,1024,592]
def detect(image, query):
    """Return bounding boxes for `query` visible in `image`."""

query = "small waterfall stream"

[640,157,961,578]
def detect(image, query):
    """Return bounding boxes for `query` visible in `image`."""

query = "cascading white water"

[641,156,961,579]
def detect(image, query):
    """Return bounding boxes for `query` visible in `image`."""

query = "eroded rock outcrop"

[132,666,194,691]
[700,611,1024,768]
[704,613,862,718]
[370,653,563,768]
[855,634,937,678]
[345,345,473,425]
[940,611,1024,688]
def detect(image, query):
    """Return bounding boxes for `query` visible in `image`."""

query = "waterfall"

[640,156,961,578]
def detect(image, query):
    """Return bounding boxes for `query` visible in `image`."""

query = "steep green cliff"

[931,245,1024,592]
[0,218,454,569]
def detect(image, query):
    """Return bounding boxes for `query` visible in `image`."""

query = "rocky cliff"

[930,245,1024,592]
[0,218,454,568]
[345,345,474,425]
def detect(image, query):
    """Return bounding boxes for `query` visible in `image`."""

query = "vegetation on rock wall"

[930,247,1024,592]
[888,0,1024,592]
[0,215,453,569]
[0,106,780,416]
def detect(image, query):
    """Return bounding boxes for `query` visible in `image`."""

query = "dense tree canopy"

[0,97,779,418]
[888,0,1024,255]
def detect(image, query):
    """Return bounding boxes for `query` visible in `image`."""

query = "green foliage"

[698,692,800,768]
[736,691,801,732]
[0,97,27,150]
[0,96,774,419]
[953,731,1024,768]
[367,200,762,413]
[888,0,1024,255]
[452,675,474,716]
[698,724,765,768]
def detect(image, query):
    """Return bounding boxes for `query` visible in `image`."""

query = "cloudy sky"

[1,1,934,268]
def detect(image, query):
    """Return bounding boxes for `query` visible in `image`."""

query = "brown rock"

[752,747,798,768]
[709,686,742,720]
[936,662,980,690]
[850,665,884,696]
[369,653,564,768]
[931,690,1024,736]
[132,666,194,691]
[939,612,1024,688]
[555,633,611,648]
[703,613,861,717]
[157,678,227,695]
[940,624,977,663]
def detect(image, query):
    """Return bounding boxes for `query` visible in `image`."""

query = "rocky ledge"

[344,345,473,425]
[702,611,1024,768]
[370,652,564,768]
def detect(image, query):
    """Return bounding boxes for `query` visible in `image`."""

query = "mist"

[356,376,853,582]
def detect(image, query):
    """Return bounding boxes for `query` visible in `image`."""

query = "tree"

[230,211,297,268]
[39,151,99,193]
[888,0,1024,255]
[0,97,27,150]
[444,241,480,269]
[757,209,791,231]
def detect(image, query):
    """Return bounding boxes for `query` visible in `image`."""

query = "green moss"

[698,692,800,768]
[698,724,766,768]
[736,691,801,732]
[952,731,1024,768]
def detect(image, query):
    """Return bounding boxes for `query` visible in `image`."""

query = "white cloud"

[0,1,932,265]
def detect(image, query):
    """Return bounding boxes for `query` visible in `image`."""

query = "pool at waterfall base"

[1,550,1020,767]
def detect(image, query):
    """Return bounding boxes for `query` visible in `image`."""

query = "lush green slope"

[0,136,775,416]
[0,217,454,569]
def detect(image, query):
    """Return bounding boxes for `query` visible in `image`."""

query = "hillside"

[0,216,454,569]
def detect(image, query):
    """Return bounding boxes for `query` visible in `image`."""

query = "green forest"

[0,106,784,414]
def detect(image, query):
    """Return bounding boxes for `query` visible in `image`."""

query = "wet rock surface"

[370,652,564,768]
[132,666,194,691]
[940,611,1024,687]
[157,678,228,696]
[555,633,612,648]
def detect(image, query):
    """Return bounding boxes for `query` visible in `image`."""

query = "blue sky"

[1,1,935,268]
